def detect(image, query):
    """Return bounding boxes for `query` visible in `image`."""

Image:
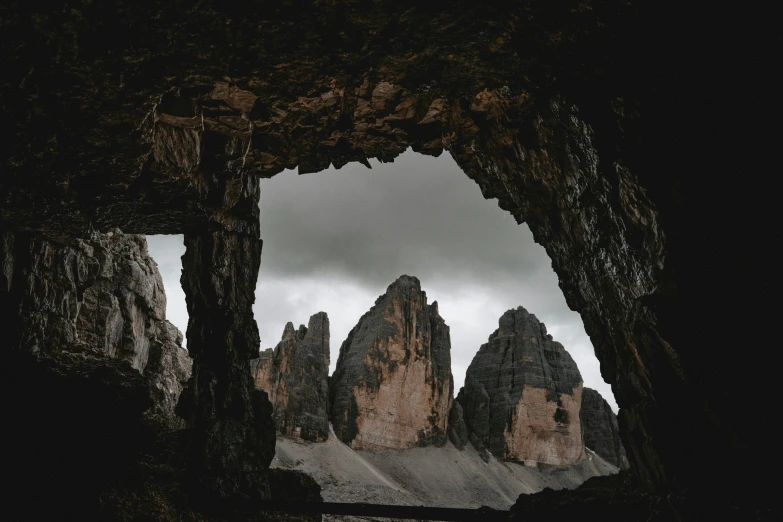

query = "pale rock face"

[252,348,277,393]
[504,384,584,466]
[0,229,191,424]
[251,313,331,442]
[330,275,453,450]
[459,306,584,466]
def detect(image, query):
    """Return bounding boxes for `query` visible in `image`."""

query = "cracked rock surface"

[252,312,331,442]
[458,307,584,466]
[330,275,454,449]
[0,228,191,423]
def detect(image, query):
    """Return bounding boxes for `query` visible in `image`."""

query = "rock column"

[181,171,275,497]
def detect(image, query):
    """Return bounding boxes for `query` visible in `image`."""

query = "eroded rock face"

[447,401,469,451]
[581,388,629,470]
[251,312,331,442]
[181,226,275,498]
[330,275,453,449]
[459,307,584,466]
[0,228,191,422]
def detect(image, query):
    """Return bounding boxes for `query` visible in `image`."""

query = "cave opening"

[145,234,189,348]
[143,146,622,511]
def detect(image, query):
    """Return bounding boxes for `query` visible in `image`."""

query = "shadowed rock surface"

[0,228,191,423]
[251,312,331,442]
[458,307,584,466]
[330,275,454,449]
[2,349,321,522]
[509,472,674,522]
[447,401,469,450]
[0,227,321,520]
[180,227,276,498]
[4,350,154,520]
[581,387,628,470]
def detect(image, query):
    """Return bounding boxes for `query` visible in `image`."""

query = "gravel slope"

[271,426,618,515]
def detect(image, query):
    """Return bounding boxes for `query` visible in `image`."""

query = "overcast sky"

[147,148,618,412]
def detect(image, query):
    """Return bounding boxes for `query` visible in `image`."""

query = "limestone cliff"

[251,312,331,442]
[458,307,584,466]
[0,228,191,423]
[329,275,453,449]
[581,388,629,470]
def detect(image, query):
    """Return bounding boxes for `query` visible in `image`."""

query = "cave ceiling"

[0,1,654,238]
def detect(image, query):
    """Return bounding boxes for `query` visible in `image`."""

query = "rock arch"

[0,1,773,513]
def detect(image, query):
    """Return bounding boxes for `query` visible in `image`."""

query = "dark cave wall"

[0,1,775,510]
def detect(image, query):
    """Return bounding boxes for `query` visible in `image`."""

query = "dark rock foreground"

[0,0,779,518]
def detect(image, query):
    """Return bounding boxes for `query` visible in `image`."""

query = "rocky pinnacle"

[458,306,584,466]
[330,275,454,450]
[252,312,331,442]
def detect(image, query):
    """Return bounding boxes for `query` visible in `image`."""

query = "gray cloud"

[147,148,618,412]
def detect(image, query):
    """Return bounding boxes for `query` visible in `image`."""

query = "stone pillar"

[180,192,275,498]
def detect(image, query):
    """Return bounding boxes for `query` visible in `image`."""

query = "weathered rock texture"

[0,228,191,423]
[581,387,628,470]
[458,307,584,466]
[251,312,331,442]
[181,225,275,499]
[330,276,453,449]
[1,1,776,516]
[447,401,469,451]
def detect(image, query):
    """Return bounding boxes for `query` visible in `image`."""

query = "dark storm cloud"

[147,147,618,411]
[257,150,550,290]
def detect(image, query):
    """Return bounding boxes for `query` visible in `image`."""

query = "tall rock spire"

[252,312,331,442]
[458,306,585,466]
[329,275,454,449]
